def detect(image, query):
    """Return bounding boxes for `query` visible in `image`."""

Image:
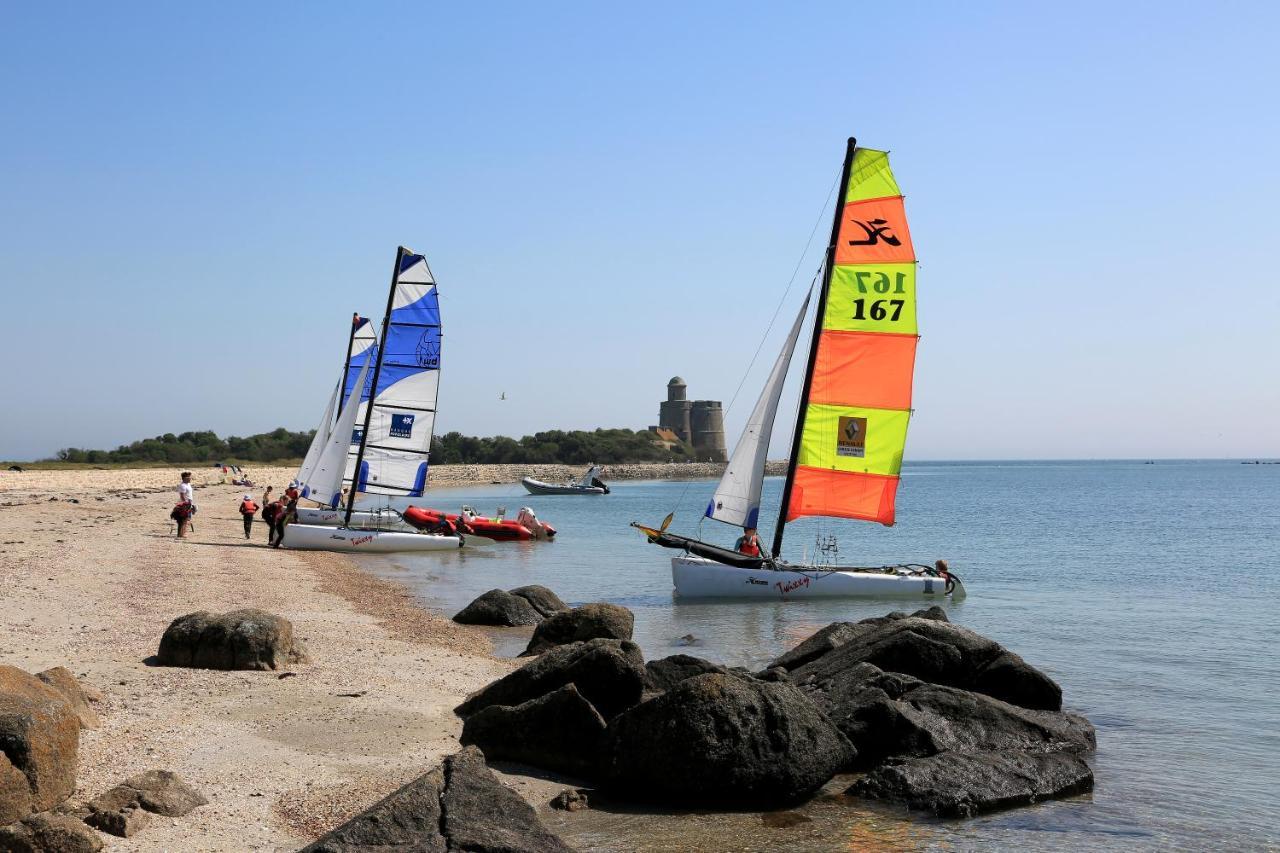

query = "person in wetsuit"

[735,527,762,557]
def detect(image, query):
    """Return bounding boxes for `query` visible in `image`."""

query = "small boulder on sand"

[156,609,309,671]
[521,604,634,656]
[453,589,541,627]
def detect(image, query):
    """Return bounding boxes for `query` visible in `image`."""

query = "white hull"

[521,477,606,496]
[282,523,463,553]
[295,506,416,532]
[671,556,965,600]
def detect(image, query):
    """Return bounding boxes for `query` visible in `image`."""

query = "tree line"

[53,427,693,465]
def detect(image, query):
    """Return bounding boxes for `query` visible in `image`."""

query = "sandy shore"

[0,472,514,851]
[0,460,782,506]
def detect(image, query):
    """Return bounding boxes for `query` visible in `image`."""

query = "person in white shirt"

[175,471,197,538]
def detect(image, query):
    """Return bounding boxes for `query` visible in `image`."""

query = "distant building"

[649,376,727,462]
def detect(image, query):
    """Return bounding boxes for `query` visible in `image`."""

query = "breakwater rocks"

[452,599,1096,820]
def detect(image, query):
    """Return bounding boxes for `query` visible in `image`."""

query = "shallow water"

[357,460,1280,850]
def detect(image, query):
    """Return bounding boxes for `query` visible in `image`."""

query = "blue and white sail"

[345,251,442,497]
[343,316,377,409]
[706,290,811,529]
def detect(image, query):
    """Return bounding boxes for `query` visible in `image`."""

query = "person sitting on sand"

[735,526,762,557]
[174,472,197,538]
[239,493,259,540]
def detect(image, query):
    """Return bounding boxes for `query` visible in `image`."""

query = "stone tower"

[659,376,693,442]
[690,401,727,462]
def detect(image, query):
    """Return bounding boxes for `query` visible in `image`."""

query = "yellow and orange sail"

[786,146,917,526]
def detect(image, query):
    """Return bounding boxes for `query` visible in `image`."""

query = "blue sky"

[2,2,1277,460]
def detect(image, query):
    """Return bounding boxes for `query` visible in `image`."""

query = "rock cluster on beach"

[453,588,636,658]
[451,598,1097,820]
[0,664,207,848]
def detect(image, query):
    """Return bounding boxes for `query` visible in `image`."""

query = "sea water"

[358,460,1280,850]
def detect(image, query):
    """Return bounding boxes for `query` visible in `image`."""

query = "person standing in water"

[174,472,197,538]
[735,526,762,557]
[238,493,259,539]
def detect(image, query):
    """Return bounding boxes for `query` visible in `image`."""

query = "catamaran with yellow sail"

[633,138,964,599]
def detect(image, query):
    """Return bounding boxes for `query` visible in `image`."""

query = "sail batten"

[780,141,918,538]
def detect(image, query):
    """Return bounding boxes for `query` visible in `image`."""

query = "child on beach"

[238,493,259,539]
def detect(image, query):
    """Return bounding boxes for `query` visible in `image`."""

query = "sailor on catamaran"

[735,527,762,557]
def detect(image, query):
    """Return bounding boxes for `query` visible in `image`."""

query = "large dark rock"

[301,766,446,852]
[156,609,309,671]
[521,604,634,657]
[772,615,1062,711]
[456,639,645,721]
[607,673,853,808]
[643,655,732,693]
[509,585,568,618]
[795,662,1093,769]
[0,666,79,818]
[0,811,103,852]
[34,669,99,731]
[441,746,576,852]
[453,589,541,626]
[849,749,1094,817]
[462,684,608,779]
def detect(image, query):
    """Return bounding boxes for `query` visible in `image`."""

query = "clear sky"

[2,2,1277,461]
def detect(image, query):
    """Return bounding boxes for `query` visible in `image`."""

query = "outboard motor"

[517,506,556,540]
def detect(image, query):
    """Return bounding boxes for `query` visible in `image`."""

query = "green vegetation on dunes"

[35,427,691,466]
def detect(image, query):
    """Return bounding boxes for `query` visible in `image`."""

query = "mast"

[344,246,407,527]
[772,137,858,559]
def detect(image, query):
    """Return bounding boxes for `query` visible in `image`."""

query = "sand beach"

[0,469,519,851]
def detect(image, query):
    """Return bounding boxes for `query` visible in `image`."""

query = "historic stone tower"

[653,376,727,462]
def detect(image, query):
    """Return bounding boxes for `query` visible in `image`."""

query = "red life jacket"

[738,534,761,557]
[240,500,259,515]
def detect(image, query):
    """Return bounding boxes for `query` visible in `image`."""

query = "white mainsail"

[705,290,812,529]
[309,354,373,508]
[296,382,339,498]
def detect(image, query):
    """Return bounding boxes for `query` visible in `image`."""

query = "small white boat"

[281,523,462,552]
[521,465,609,496]
[671,555,965,599]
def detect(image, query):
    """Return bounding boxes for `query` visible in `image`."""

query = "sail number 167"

[851,298,904,321]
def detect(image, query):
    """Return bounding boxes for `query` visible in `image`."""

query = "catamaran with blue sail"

[285,247,462,552]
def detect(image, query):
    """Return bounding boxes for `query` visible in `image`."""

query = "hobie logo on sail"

[847,217,900,247]
[836,416,867,458]
[390,414,415,438]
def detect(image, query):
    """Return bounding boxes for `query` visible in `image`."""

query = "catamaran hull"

[520,477,607,496]
[281,523,463,553]
[294,507,416,532]
[671,556,965,600]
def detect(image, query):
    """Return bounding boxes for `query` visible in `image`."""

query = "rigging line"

[668,165,842,518]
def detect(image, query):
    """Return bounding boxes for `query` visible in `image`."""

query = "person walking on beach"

[735,526,762,557]
[238,493,259,539]
[174,472,197,538]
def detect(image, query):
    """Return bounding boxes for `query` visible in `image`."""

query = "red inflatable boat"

[403,505,556,542]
